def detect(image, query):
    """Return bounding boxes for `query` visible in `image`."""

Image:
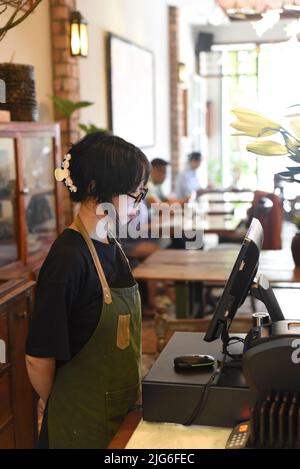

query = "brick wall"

[168,6,182,190]
[49,0,81,225]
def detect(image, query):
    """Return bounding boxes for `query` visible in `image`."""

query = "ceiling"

[166,0,228,25]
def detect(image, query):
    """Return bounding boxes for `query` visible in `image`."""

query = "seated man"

[147,158,171,204]
[147,158,189,205]
[176,151,204,199]
[146,158,196,250]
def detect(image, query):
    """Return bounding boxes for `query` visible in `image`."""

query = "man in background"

[147,158,170,204]
[176,152,203,199]
[147,158,189,205]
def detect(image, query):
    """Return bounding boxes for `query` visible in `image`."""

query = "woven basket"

[0,63,39,121]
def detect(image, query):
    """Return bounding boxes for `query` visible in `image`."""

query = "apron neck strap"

[74,214,112,305]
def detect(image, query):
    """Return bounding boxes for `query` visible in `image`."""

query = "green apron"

[47,215,142,449]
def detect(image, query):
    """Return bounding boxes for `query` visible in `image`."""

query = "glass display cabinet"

[0,123,64,274]
[0,123,64,448]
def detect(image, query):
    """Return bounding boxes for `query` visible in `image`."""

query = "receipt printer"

[242,320,300,395]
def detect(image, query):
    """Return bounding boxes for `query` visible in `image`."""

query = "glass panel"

[222,72,258,188]
[22,137,57,255]
[199,51,222,77]
[0,139,18,267]
[257,42,300,194]
[237,50,257,76]
[222,51,236,76]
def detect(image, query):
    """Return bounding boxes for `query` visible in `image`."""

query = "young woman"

[25,132,150,449]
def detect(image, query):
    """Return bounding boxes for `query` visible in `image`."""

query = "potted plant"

[51,96,94,138]
[231,106,300,265]
[51,96,107,138]
[231,107,300,183]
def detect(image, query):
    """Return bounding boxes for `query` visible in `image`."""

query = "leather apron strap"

[74,214,112,305]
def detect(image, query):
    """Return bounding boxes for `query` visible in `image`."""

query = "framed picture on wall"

[107,33,155,148]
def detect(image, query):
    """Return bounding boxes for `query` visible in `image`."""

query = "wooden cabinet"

[0,123,65,448]
[0,122,64,275]
[0,278,37,449]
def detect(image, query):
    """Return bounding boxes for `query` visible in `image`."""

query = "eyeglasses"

[127,187,148,207]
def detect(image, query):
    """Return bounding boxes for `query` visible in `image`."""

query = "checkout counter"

[137,219,300,449]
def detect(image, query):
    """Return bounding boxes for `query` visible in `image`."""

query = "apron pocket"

[116,314,130,350]
[105,383,139,443]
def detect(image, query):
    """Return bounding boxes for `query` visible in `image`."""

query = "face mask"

[116,195,139,226]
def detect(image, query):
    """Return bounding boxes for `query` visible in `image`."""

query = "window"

[200,41,300,194]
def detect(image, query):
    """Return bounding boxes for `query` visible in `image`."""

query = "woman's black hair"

[67,131,151,203]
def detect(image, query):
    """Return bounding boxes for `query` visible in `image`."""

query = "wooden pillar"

[168,6,183,190]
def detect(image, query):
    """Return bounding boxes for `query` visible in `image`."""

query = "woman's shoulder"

[39,229,87,283]
[48,228,87,259]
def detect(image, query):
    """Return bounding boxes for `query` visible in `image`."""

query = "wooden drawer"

[0,423,15,449]
[0,373,13,428]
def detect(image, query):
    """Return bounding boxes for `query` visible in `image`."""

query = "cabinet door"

[0,305,15,449]
[22,137,57,257]
[0,373,15,448]
[8,291,37,448]
[0,138,19,267]
[0,422,15,449]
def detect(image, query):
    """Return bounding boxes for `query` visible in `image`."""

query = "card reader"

[174,354,215,372]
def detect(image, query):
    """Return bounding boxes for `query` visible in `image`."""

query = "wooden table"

[108,411,143,449]
[197,204,234,216]
[194,215,243,235]
[142,214,244,239]
[196,199,250,217]
[133,249,300,317]
[198,191,254,204]
[133,249,300,283]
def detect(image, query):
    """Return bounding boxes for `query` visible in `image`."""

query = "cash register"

[142,218,300,448]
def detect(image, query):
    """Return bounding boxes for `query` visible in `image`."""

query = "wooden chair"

[248,191,283,250]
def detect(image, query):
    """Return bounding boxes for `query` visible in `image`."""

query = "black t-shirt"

[26,228,135,363]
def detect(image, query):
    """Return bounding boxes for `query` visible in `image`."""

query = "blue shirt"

[176,169,200,199]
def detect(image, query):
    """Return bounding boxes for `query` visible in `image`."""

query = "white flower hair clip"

[54,153,78,193]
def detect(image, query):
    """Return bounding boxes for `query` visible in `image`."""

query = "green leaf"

[51,96,93,118]
[78,122,107,135]
[78,123,88,132]
[72,101,94,111]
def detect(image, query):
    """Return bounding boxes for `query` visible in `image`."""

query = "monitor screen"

[204,218,264,343]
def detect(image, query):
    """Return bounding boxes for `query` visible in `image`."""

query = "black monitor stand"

[220,274,284,365]
[250,274,284,322]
